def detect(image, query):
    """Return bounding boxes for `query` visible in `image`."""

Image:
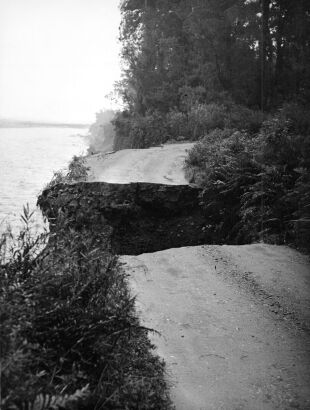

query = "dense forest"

[108,0,310,249]
[112,0,309,147]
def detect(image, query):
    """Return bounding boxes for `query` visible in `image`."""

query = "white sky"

[0,0,122,123]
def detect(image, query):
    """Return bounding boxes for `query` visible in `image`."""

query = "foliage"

[224,104,266,134]
[66,156,90,182]
[88,110,116,154]
[277,103,310,137]
[113,110,168,150]
[0,208,172,409]
[187,104,226,140]
[166,110,188,141]
[185,105,310,250]
[112,0,310,149]
[113,101,266,149]
[45,156,90,190]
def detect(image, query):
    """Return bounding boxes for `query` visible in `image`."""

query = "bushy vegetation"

[0,207,172,409]
[87,110,116,154]
[45,156,90,190]
[113,100,265,150]
[185,105,310,250]
[113,110,169,150]
[111,0,309,150]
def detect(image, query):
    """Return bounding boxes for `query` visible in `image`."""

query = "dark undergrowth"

[0,207,173,409]
[184,104,310,251]
[112,100,265,151]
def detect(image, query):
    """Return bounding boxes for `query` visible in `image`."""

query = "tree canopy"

[116,0,310,114]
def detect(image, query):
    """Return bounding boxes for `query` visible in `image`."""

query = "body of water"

[0,127,88,233]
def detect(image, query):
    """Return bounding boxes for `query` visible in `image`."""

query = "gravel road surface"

[122,245,310,410]
[86,143,194,185]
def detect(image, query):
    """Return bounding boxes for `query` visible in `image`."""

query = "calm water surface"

[0,127,88,232]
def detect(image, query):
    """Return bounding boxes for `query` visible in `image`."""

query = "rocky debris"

[38,182,208,255]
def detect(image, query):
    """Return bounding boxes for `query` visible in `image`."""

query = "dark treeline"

[111,0,310,249]
[112,0,310,148]
[118,0,310,110]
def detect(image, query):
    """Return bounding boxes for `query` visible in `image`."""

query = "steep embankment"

[40,143,310,409]
[38,182,208,254]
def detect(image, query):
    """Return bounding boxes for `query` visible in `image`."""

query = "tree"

[114,0,310,148]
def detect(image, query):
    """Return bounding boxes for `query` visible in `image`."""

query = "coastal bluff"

[38,181,208,255]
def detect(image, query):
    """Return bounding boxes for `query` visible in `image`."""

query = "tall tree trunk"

[260,0,271,111]
[274,8,285,105]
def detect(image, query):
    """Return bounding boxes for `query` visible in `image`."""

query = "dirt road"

[122,245,310,410]
[86,143,310,409]
[86,143,194,185]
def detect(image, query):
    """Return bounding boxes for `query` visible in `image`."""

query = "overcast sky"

[0,0,121,123]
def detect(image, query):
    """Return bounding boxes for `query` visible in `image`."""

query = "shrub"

[278,102,310,135]
[168,102,264,142]
[259,116,310,171]
[112,110,132,150]
[166,109,188,140]
[113,111,168,150]
[142,110,169,147]
[187,103,226,139]
[1,207,172,409]
[239,165,296,244]
[185,123,310,249]
[225,104,265,134]
[185,132,261,242]
[290,170,310,249]
[88,110,116,154]
[202,128,236,144]
[45,156,89,190]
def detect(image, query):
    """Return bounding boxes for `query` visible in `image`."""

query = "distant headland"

[0,118,90,129]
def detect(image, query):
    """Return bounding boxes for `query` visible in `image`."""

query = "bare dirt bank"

[121,245,310,410]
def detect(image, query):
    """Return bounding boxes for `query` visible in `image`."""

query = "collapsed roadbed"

[38,144,310,409]
[38,181,208,255]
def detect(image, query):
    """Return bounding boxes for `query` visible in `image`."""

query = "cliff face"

[38,182,208,255]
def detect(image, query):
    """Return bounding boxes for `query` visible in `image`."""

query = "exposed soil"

[84,143,310,409]
[38,182,207,255]
[121,245,310,410]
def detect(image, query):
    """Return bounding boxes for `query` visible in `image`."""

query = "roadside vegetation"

[111,1,309,150]
[87,110,116,155]
[1,175,172,409]
[45,156,90,190]
[184,104,310,250]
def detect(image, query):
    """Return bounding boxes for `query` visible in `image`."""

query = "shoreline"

[2,142,309,409]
